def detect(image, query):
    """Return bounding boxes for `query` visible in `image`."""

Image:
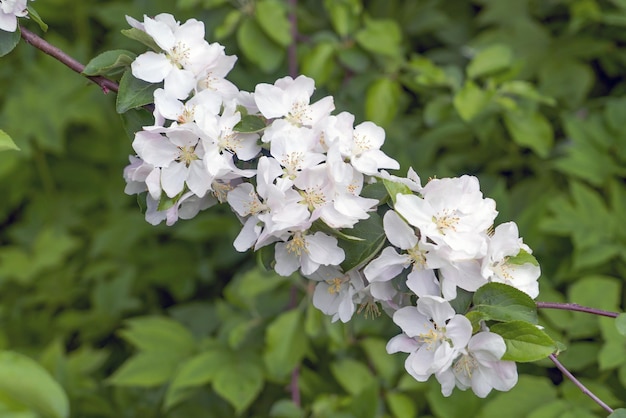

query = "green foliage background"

[1,0,626,416]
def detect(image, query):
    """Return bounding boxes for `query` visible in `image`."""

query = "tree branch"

[537,302,620,318]
[20,26,119,94]
[549,354,613,414]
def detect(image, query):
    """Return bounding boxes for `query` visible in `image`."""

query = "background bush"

[0,0,625,416]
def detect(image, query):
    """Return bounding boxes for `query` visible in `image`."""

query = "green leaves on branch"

[0,351,69,418]
[339,212,386,272]
[116,70,158,113]
[0,27,20,57]
[491,321,557,362]
[472,283,538,324]
[82,50,137,77]
[0,129,19,152]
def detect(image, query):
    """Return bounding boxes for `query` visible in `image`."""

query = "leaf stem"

[548,353,613,414]
[20,26,119,94]
[536,302,619,318]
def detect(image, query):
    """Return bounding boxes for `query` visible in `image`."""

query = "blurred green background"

[1,0,626,416]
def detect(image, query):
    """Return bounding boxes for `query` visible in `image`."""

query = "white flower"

[364,210,442,297]
[394,176,497,260]
[481,222,541,298]
[274,231,345,276]
[386,296,472,381]
[130,14,215,99]
[0,0,28,32]
[436,331,518,398]
[254,75,334,128]
[307,265,366,323]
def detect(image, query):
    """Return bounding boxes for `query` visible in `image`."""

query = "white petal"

[131,52,171,83]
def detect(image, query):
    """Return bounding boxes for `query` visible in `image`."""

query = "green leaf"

[508,249,539,267]
[119,316,196,355]
[361,338,399,385]
[120,107,154,140]
[539,59,593,107]
[26,6,48,32]
[255,0,292,47]
[453,80,491,122]
[213,357,264,414]
[214,9,242,39]
[355,16,402,57]
[339,212,386,271]
[467,44,513,79]
[479,375,558,418]
[163,349,226,411]
[264,310,308,380]
[324,0,361,37]
[0,351,69,418]
[490,321,556,362]
[365,77,401,128]
[503,108,553,158]
[107,352,180,387]
[120,27,161,51]
[616,313,626,337]
[270,399,304,418]
[0,129,19,152]
[382,179,413,205]
[0,27,20,57]
[330,358,377,396]
[233,114,266,133]
[116,69,157,113]
[473,282,538,323]
[386,392,417,418]
[567,275,621,338]
[82,49,136,76]
[499,81,556,106]
[609,409,626,418]
[302,42,337,86]
[237,18,284,73]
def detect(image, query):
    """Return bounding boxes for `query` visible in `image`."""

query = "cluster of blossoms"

[121,13,541,398]
[0,0,29,32]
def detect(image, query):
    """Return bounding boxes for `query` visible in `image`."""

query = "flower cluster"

[122,13,542,399]
[0,0,29,32]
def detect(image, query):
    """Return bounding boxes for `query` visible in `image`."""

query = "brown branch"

[20,26,119,94]
[536,302,620,318]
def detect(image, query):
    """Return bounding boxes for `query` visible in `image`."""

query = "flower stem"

[20,26,119,94]
[549,353,613,414]
[536,302,619,318]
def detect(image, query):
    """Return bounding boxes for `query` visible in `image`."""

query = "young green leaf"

[0,129,20,151]
[264,309,308,380]
[473,282,538,323]
[490,321,556,362]
[121,27,161,51]
[0,27,20,57]
[339,212,386,272]
[82,49,137,76]
[116,69,158,113]
[213,357,264,414]
[27,5,48,31]
[0,351,69,418]
[234,114,267,133]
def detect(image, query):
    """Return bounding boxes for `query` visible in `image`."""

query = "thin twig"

[537,302,620,318]
[549,354,614,414]
[20,26,119,94]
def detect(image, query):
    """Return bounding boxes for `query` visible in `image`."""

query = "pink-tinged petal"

[153,88,184,120]
[145,167,162,200]
[369,281,397,300]
[363,247,408,283]
[383,210,418,249]
[306,232,345,266]
[161,163,186,197]
[131,52,171,83]
[274,242,300,276]
[132,131,179,167]
[233,217,262,252]
[386,334,420,354]
[0,13,18,32]
[186,160,212,197]
[445,315,472,348]
[469,332,506,360]
[407,268,440,297]
[393,306,429,338]
[488,360,518,392]
[416,296,455,325]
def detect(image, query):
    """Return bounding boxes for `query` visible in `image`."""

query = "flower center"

[432,209,460,235]
[285,232,308,256]
[299,186,326,210]
[176,145,199,167]
[326,277,344,294]
[287,101,311,127]
[168,42,191,68]
[454,352,479,378]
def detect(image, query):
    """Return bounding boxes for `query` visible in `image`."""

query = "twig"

[20,26,119,94]
[549,354,613,414]
[536,302,620,318]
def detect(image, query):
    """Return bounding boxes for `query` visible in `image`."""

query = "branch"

[536,302,620,318]
[20,26,119,94]
[549,354,613,414]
